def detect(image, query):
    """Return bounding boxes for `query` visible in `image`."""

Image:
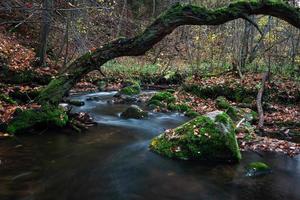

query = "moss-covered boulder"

[245,162,272,177]
[119,81,141,96]
[121,105,148,119]
[147,91,199,118]
[148,91,175,104]
[216,96,230,109]
[150,112,241,162]
[7,106,68,134]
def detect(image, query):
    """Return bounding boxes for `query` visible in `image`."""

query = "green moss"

[167,103,190,112]
[215,112,234,127]
[37,78,66,105]
[97,80,107,91]
[245,162,272,177]
[119,82,141,95]
[226,106,239,121]
[247,162,270,171]
[7,106,68,134]
[251,111,258,121]
[121,105,148,119]
[183,84,256,102]
[216,96,230,109]
[0,94,17,105]
[166,89,176,94]
[147,99,163,107]
[185,110,200,118]
[150,113,241,162]
[149,91,175,104]
[67,100,85,107]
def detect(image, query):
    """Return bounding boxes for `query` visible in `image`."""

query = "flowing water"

[0,91,299,200]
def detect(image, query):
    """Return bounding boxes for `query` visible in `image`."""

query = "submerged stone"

[121,105,148,119]
[150,112,241,162]
[245,162,272,177]
[67,100,85,107]
[113,93,138,104]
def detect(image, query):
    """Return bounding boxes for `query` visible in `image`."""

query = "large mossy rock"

[7,106,68,134]
[150,112,241,162]
[121,105,148,119]
[148,91,175,105]
[119,81,141,96]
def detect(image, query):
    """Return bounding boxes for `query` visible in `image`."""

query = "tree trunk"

[36,0,52,67]
[36,0,300,105]
[239,19,251,78]
[257,71,270,131]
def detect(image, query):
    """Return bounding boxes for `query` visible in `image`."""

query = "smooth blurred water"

[0,91,299,200]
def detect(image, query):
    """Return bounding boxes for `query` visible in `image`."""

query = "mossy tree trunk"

[36,0,300,105]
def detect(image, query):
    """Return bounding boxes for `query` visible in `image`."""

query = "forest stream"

[0,91,299,200]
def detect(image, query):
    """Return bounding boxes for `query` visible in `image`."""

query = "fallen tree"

[7,0,300,133]
[36,0,300,105]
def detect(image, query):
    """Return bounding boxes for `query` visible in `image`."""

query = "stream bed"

[0,91,299,200]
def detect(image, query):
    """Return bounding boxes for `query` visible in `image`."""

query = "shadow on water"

[0,91,299,200]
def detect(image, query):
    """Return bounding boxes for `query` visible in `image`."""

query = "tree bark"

[257,71,270,131]
[36,0,52,67]
[36,0,300,105]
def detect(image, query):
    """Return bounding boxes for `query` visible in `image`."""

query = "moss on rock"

[147,91,200,118]
[167,103,190,112]
[245,162,272,177]
[67,100,85,107]
[147,99,163,108]
[149,91,176,104]
[183,84,256,103]
[226,106,239,121]
[185,110,200,118]
[119,81,141,96]
[150,112,241,162]
[7,106,68,134]
[121,105,148,119]
[216,96,230,109]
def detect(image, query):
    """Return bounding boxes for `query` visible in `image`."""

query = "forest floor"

[0,28,299,157]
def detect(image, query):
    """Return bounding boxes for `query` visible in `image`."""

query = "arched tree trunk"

[36,0,300,106]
